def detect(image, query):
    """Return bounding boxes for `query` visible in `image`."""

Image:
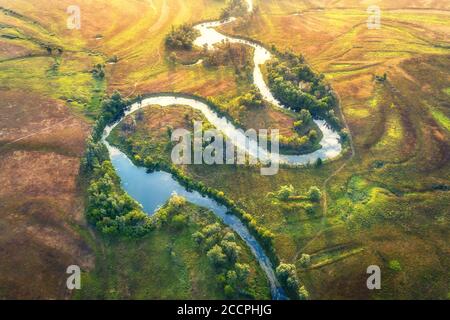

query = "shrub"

[276,263,309,299]
[304,204,315,215]
[221,240,241,263]
[220,0,248,19]
[266,52,342,130]
[276,263,297,283]
[315,157,323,167]
[171,214,188,230]
[207,245,227,268]
[235,263,250,282]
[226,270,238,286]
[92,64,105,79]
[307,186,322,202]
[269,184,296,201]
[299,254,311,268]
[388,260,402,272]
[298,286,310,300]
[192,231,205,245]
[224,284,236,298]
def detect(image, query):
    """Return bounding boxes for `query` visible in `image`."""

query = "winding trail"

[293,89,356,261]
[0,117,73,151]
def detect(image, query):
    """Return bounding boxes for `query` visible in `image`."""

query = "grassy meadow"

[217,0,450,299]
[76,202,271,300]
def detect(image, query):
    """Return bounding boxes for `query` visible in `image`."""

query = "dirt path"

[0,117,73,151]
[293,90,356,261]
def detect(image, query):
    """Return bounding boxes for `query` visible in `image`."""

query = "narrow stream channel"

[102,0,343,300]
[105,143,287,300]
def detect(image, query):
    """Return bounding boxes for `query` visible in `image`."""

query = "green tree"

[202,223,222,237]
[220,0,248,19]
[226,270,238,286]
[235,263,250,282]
[270,184,295,201]
[276,263,303,297]
[221,240,241,263]
[207,245,227,268]
[239,86,264,108]
[276,263,297,283]
[171,214,188,230]
[307,186,322,202]
[298,286,310,300]
[299,254,311,268]
[224,284,235,298]
[299,109,312,123]
[389,260,402,272]
[192,231,205,245]
[165,24,200,50]
[315,157,323,167]
[304,204,315,216]
[169,52,177,64]
[309,129,318,142]
[223,232,236,242]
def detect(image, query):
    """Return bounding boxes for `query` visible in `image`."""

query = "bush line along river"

[102,0,342,300]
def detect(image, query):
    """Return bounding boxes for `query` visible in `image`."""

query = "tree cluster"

[193,223,252,298]
[92,63,105,80]
[154,195,189,230]
[238,85,264,108]
[92,91,129,141]
[86,159,152,237]
[81,92,153,237]
[268,185,322,203]
[276,263,309,299]
[267,51,342,130]
[203,41,253,79]
[165,24,200,50]
[220,0,249,19]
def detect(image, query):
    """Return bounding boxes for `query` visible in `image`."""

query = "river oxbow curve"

[102,0,344,300]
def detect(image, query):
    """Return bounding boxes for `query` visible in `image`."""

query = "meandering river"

[102,0,342,300]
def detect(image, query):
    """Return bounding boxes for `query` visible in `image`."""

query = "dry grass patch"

[0,90,93,299]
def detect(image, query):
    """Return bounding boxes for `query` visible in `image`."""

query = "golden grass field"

[218,0,450,299]
[0,0,449,299]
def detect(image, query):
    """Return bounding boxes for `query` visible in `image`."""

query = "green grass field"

[76,203,270,300]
